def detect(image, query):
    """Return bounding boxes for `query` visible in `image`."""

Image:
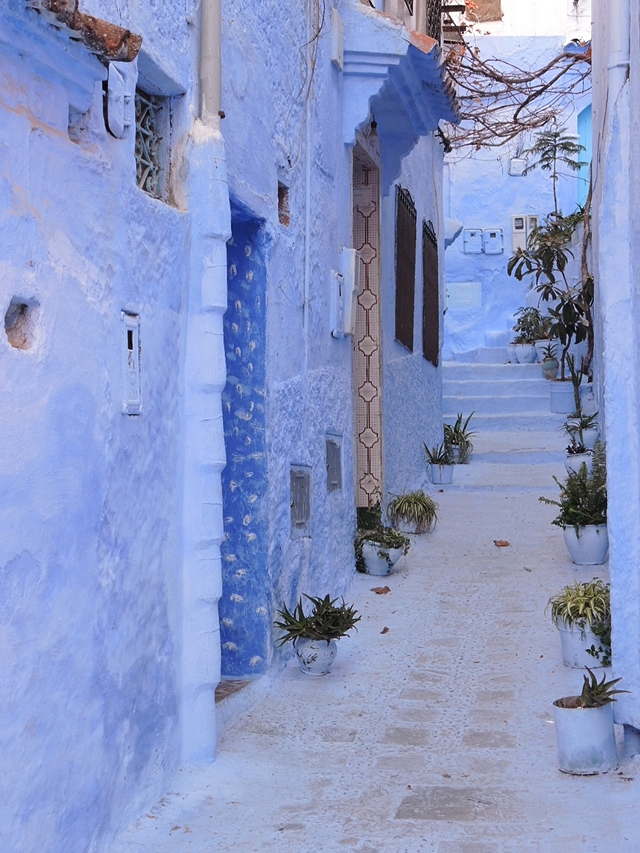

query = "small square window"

[135,88,170,200]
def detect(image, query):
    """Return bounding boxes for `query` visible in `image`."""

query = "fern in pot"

[387,490,438,534]
[547,579,611,669]
[275,594,361,676]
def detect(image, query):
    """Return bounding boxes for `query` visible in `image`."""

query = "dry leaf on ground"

[370,586,391,594]
[380,626,390,634]
[493,540,510,547]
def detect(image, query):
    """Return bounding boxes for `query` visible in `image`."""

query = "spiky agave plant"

[274,594,361,646]
[577,668,628,709]
[444,412,476,464]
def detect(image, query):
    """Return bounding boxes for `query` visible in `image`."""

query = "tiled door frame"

[352,142,383,508]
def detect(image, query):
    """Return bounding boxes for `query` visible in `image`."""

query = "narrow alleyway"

[112,430,639,853]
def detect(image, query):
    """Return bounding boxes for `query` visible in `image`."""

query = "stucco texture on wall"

[220,216,270,677]
[443,36,589,359]
[381,135,444,498]
[221,0,357,640]
[0,13,191,851]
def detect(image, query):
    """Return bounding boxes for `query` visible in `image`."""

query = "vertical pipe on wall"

[200,0,222,121]
[180,0,230,764]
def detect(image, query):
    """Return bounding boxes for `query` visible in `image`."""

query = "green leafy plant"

[512,307,547,345]
[274,594,361,646]
[539,441,606,533]
[424,441,454,466]
[521,126,586,216]
[563,411,599,444]
[547,579,611,665]
[444,412,476,463]
[577,668,628,708]
[566,437,588,455]
[542,341,558,361]
[387,490,438,533]
[355,500,410,572]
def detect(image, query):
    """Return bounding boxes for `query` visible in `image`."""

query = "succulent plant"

[274,594,361,646]
[424,441,454,466]
[578,668,628,708]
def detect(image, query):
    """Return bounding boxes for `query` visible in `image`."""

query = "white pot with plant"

[444,412,475,464]
[564,438,592,475]
[547,579,611,669]
[540,341,559,380]
[564,411,600,450]
[424,441,454,485]
[387,490,438,535]
[553,669,627,775]
[512,307,545,363]
[540,442,608,565]
[355,502,410,576]
[274,594,361,676]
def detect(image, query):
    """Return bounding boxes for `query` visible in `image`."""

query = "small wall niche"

[290,465,311,537]
[277,183,290,227]
[4,297,39,350]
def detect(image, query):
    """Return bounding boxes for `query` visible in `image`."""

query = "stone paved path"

[111,472,640,852]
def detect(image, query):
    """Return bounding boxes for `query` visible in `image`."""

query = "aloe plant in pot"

[553,668,628,775]
[274,594,361,676]
[547,579,611,669]
[444,412,475,464]
[424,441,454,485]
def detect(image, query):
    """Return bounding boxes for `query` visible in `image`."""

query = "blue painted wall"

[220,215,270,677]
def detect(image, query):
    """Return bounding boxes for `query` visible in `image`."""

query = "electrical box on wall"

[330,8,344,69]
[463,229,483,254]
[331,248,359,338]
[509,158,526,176]
[445,280,482,311]
[512,214,540,252]
[483,228,504,254]
[121,311,142,414]
[106,62,134,139]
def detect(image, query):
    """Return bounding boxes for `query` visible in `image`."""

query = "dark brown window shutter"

[422,219,439,366]
[395,186,417,352]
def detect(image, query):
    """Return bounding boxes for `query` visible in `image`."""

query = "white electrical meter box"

[509,158,527,176]
[483,228,504,254]
[121,311,142,414]
[526,215,540,235]
[330,8,344,69]
[512,215,527,252]
[463,229,483,254]
[331,248,359,338]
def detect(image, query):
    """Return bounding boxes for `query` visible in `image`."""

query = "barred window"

[425,0,442,41]
[395,186,417,352]
[422,219,439,366]
[135,88,168,200]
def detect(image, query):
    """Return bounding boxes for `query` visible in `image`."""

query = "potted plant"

[547,579,611,669]
[355,502,410,576]
[564,411,600,450]
[564,437,592,475]
[553,668,628,775]
[274,594,361,676]
[424,441,455,484]
[540,341,559,380]
[387,490,438,534]
[511,307,541,363]
[533,315,554,362]
[539,442,608,565]
[444,412,475,463]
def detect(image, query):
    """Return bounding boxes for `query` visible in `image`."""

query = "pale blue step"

[443,378,548,397]
[444,412,567,431]
[443,394,551,415]
[442,362,542,381]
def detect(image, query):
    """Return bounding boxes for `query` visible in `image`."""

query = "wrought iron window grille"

[425,0,442,41]
[135,89,164,199]
[422,219,439,366]
[404,0,414,14]
[395,185,417,352]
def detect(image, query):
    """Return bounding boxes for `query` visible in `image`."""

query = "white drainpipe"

[608,0,630,95]
[200,0,222,122]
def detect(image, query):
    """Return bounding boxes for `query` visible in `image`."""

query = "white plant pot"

[507,343,517,363]
[294,637,337,676]
[564,453,592,475]
[556,621,606,669]
[580,383,597,414]
[550,381,576,414]
[361,540,403,576]
[553,700,618,775]
[581,426,600,450]
[563,525,609,565]
[430,463,454,485]
[534,340,550,362]
[515,343,536,363]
